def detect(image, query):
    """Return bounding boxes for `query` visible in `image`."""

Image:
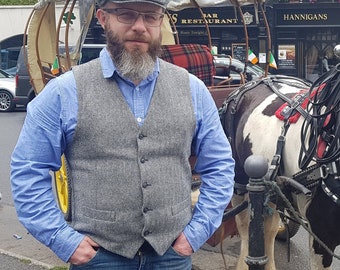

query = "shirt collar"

[99,47,160,84]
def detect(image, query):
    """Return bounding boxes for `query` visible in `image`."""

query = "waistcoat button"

[140,157,148,163]
[142,182,150,188]
[144,230,151,236]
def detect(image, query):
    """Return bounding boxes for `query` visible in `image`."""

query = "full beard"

[105,28,161,82]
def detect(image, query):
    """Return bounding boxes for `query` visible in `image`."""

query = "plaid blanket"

[160,44,214,87]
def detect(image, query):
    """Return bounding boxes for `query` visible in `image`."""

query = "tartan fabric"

[160,44,214,87]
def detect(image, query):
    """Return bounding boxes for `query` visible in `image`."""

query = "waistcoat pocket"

[81,206,116,221]
[171,198,191,216]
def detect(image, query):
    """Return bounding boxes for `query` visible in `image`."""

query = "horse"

[220,68,340,269]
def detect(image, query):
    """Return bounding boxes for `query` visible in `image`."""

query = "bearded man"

[10,0,235,269]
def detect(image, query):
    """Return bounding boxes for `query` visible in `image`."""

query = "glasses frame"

[102,8,165,27]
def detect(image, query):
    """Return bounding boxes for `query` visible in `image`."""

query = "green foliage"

[0,0,37,5]
[19,258,32,264]
[50,267,69,270]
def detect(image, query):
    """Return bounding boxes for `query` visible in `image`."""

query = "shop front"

[167,6,272,61]
[167,3,340,81]
[273,3,340,81]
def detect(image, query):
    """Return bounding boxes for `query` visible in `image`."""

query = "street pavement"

[0,200,240,270]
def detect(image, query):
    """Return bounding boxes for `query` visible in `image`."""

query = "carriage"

[23,0,340,269]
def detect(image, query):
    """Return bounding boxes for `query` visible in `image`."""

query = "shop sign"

[232,43,247,62]
[278,44,295,68]
[168,7,256,27]
[275,6,340,26]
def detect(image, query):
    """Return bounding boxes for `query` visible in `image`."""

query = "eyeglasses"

[102,8,164,27]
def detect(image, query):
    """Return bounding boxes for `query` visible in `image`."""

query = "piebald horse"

[220,69,340,269]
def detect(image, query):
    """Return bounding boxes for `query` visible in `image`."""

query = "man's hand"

[172,232,193,256]
[69,236,100,265]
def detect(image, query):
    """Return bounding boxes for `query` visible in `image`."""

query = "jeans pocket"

[70,248,101,269]
[169,246,191,258]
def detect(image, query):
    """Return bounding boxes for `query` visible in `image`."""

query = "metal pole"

[244,155,269,270]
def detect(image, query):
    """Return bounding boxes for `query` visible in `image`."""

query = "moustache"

[125,35,150,43]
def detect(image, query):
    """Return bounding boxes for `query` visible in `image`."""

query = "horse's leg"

[233,195,279,270]
[233,194,250,270]
[306,187,336,270]
[191,189,200,207]
[263,202,280,270]
[294,189,333,270]
[309,234,332,270]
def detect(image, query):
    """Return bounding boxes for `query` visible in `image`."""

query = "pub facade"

[168,2,340,81]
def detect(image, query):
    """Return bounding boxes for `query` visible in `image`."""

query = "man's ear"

[96,9,107,29]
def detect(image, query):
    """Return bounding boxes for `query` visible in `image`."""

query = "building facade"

[0,5,81,71]
[1,3,339,81]
[168,2,340,81]
[273,3,340,81]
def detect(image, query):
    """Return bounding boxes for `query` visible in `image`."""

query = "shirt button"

[137,117,142,123]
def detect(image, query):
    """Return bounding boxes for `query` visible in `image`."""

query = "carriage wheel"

[276,209,300,241]
[54,155,72,221]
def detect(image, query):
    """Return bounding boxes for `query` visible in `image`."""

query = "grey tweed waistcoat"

[68,58,196,259]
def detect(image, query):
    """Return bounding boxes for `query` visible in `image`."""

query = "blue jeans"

[69,246,192,270]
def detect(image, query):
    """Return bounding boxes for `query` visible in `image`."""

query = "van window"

[79,46,105,64]
[1,47,20,69]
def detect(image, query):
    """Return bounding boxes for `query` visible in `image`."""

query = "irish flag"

[51,56,60,75]
[269,52,277,69]
[248,49,258,64]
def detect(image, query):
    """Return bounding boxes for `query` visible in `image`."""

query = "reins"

[265,67,340,261]
[299,64,340,169]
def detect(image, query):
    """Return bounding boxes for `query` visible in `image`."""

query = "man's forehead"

[106,2,163,11]
[98,0,169,9]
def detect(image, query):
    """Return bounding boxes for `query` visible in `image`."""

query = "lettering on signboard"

[283,13,328,21]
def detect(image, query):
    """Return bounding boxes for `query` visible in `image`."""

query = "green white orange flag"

[269,52,277,69]
[248,49,258,64]
[51,56,60,75]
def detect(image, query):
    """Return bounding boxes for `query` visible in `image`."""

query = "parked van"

[15,43,106,107]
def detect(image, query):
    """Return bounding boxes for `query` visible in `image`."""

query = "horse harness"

[220,72,340,207]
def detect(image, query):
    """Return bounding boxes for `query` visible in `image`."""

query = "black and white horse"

[220,69,340,269]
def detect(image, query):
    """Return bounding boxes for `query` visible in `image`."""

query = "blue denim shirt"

[11,48,235,262]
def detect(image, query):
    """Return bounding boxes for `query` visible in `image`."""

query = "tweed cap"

[97,0,170,8]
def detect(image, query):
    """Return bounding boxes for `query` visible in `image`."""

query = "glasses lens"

[116,9,138,24]
[144,13,164,26]
[106,8,163,27]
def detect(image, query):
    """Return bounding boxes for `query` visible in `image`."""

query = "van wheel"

[0,90,15,112]
[54,155,72,221]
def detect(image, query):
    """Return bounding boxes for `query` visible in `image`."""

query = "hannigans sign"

[275,4,340,27]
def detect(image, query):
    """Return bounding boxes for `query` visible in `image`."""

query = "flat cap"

[97,0,170,9]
